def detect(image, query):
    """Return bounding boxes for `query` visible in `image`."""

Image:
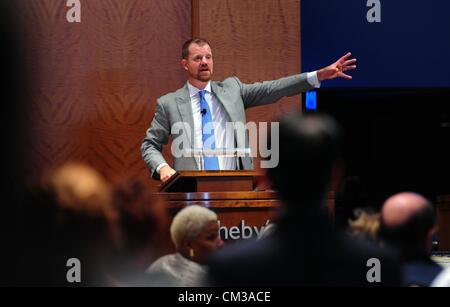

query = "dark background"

[302,0,450,88]
[302,1,450,207]
[304,89,450,208]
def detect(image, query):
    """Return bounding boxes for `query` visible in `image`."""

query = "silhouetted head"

[379,192,436,258]
[24,162,119,286]
[268,113,343,214]
[113,178,168,263]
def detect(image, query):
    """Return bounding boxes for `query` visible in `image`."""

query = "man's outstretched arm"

[239,52,357,108]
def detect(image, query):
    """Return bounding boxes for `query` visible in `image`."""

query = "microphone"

[201,108,207,116]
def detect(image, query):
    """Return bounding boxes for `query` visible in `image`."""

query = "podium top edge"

[176,170,265,177]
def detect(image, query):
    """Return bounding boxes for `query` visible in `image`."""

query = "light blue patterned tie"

[198,90,220,170]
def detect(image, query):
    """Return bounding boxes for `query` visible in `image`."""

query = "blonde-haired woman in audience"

[23,162,120,286]
[348,208,381,241]
[146,205,224,286]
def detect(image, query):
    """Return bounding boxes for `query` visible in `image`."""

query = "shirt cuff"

[306,71,321,88]
[156,163,169,174]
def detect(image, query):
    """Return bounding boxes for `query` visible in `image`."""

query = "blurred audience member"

[208,113,400,286]
[106,178,169,286]
[379,192,442,286]
[335,176,368,230]
[21,162,119,286]
[146,205,223,286]
[0,0,28,285]
[348,209,380,242]
[258,223,277,240]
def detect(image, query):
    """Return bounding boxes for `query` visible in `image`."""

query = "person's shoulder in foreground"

[207,227,401,287]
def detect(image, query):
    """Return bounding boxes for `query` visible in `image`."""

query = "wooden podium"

[157,171,280,241]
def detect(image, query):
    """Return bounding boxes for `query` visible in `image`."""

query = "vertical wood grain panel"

[17,0,191,188]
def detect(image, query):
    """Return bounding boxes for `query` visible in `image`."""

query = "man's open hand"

[160,165,176,182]
[317,52,357,82]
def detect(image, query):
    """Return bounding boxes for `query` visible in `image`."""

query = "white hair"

[170,205,218,250]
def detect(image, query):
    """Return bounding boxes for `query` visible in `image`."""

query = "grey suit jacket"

[141,73,314,179]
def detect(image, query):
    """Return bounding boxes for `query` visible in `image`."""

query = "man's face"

[182,43,213,82]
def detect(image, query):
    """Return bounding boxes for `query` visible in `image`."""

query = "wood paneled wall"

[193,0,302,169]
[18,0,191,187]
[17,0,301,186]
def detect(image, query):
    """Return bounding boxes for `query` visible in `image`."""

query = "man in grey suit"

[141,38,356,181]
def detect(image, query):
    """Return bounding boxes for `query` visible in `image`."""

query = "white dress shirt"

[187,81,236,170]
[156,71,321,173]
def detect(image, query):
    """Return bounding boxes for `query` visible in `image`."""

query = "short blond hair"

[170,205,217,250]
[349,209,380,240]
[46,162,115,221]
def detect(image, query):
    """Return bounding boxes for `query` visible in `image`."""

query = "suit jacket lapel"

[175,84,195,150]
[211,82,235,122]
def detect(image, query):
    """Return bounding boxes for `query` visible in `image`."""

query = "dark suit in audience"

[208,113,401,286]
[379,192,442,286]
